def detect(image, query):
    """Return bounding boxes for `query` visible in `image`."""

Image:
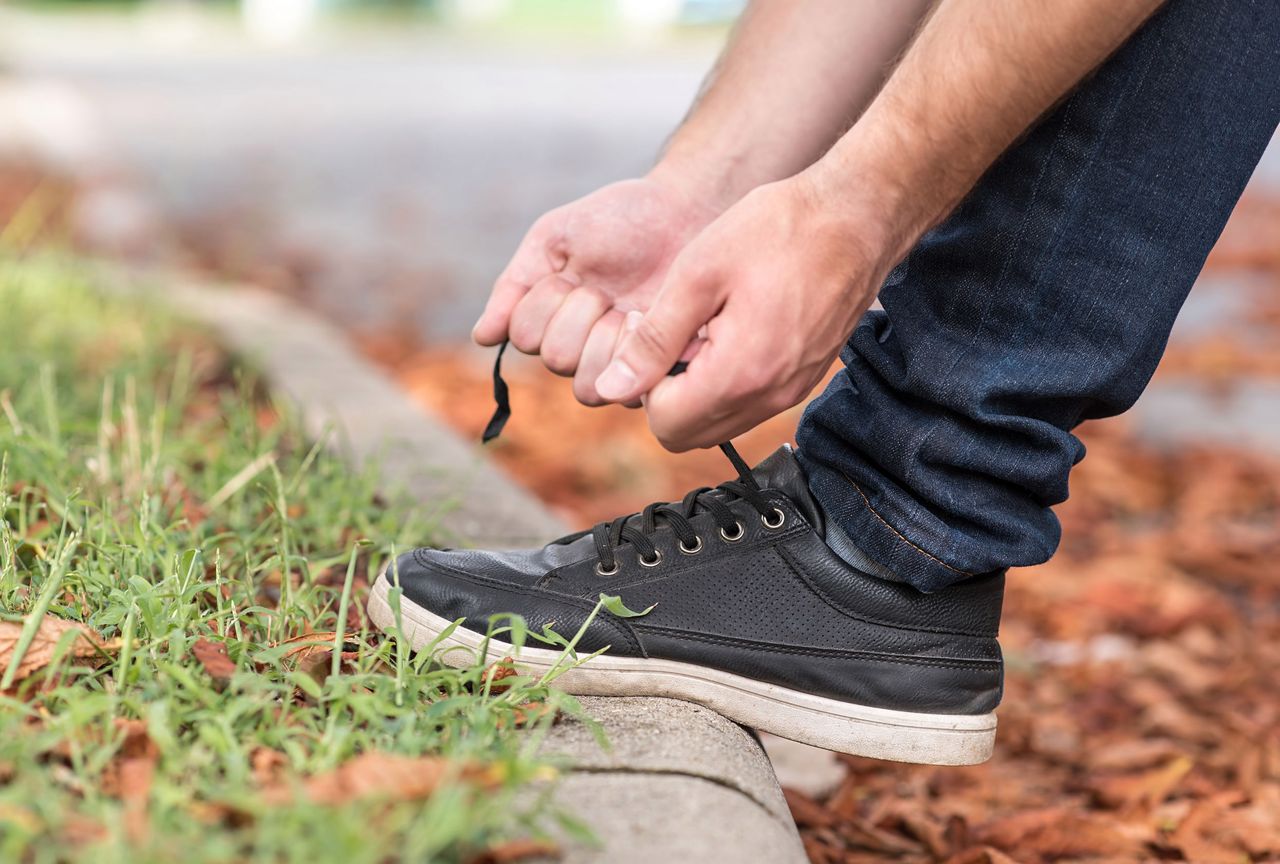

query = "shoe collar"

[750,444,825,536]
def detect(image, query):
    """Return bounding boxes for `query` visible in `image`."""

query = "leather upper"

[394,445,1005,715]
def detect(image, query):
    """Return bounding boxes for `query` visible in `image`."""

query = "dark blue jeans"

[796,0,1280,593]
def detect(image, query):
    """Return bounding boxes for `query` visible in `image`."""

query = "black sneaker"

[368,443,1004,765]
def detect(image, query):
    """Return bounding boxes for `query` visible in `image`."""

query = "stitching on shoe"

[634,623,1000,670]
[408,548,646,656]
[837,469,977,578]
[776,543,995,639]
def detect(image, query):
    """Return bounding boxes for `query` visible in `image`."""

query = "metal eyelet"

[595,561,620,577]
[719,522,745,542]
[678,536,703,555]
[761,507,786,529]
[639,550,663,568]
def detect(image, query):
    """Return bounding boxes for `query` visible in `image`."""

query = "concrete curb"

[130,272,806,864]
[539,698,804,863]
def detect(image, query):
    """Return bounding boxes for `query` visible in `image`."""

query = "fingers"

[472,273,529,346]
[473,215,562,346]
[643,316,816,451]
[507,273,577,355]
[643,346,738,451]
[574,311,624,405]
[594,269,722,403]
[540,288,609,376]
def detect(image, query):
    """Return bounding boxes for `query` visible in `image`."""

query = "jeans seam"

[838,468,976,578]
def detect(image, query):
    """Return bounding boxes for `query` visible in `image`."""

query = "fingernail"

[595,360,637,400]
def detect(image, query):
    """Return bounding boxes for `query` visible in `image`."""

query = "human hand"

[472,174,721,406]
[592,171,897,451]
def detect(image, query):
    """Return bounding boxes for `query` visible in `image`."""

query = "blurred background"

[2,0,1276,524]
[1,2,1278,860]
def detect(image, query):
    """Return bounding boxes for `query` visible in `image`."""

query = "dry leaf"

[191,637,236,683]
[0,617,109,685]
[943,847,1025,864]
[784,788,835,830]
[119,757,154,844]
[483,657,519,694]
[1089,756,1194,810]
[251,748,288,786]
[277,631,361,661]
[263,752,482,807]
[467,839,559,863]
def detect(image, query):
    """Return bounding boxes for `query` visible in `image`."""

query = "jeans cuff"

[797,452,989,594]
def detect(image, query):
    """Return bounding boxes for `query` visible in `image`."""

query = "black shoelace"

[482,340,781,574]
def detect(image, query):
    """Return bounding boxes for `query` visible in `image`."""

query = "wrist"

[792,150,915,276]
[801,109,963,268]
[647,136,764,216]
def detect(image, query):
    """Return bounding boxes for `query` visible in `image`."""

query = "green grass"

[0,252,596,863]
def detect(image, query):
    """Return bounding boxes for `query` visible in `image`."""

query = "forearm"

[809,0,1166,261]
[651,0,934,210]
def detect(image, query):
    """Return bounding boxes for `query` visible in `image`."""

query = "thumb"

[595,272,721,403]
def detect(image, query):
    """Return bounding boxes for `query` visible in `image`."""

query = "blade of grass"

[207,451,276,511]
[330,540,365,682]
[1,529,78,690]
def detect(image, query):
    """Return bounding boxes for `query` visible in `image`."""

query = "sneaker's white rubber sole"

[367,575,996,765]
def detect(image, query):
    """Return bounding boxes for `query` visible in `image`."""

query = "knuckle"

[508,326,540,354]
[627,318,670,360]
[541,348,577,377]
[654,429,690,454]
[506,310,541,353]
[573,379,605,407]
[648,414,690,454]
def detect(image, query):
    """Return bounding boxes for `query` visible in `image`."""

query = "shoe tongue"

[749,444,825,535]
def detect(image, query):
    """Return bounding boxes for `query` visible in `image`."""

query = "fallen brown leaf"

[468,838,559,863]
[263,751,483,807]
[191,637,236,684]
[251,747,288,786]
[119,756,154,844]
[277,631,361,661]
[943,847,1025,864]
[1088,756,1194,810]
[0,617,110,685]
[784,787,835,830]
[483,657,520,694]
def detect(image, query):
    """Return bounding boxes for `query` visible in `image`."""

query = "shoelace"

[483,340,782,574]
